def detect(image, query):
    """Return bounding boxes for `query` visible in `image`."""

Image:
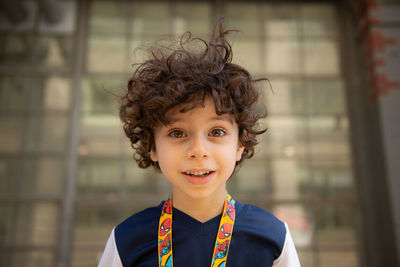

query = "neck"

[172,190,226,223]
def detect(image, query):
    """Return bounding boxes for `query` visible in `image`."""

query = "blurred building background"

[0,0,399,266]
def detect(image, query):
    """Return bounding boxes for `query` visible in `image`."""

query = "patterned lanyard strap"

[158,193,236,267]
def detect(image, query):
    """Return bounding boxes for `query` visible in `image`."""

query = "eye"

[209,128,226,137]
[168,130,186,138]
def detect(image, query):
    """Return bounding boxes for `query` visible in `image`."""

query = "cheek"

[217,147,238,171]
[155,143,178,166]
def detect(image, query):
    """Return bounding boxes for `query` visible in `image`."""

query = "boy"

[99,21,300,267]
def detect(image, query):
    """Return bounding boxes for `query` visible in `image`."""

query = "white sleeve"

[272,223,301,267]
[98,228,123,267]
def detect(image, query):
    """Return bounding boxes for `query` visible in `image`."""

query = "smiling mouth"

[183,171,214,177]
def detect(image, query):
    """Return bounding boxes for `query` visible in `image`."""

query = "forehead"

[165,97,234,124]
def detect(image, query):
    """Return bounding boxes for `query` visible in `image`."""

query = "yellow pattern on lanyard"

[158,193,236,267]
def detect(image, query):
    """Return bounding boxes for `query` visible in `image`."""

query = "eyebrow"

[167,115,234,124]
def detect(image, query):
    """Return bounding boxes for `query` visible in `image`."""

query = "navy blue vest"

[115,201,286,267]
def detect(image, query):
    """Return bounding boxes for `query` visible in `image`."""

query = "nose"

[186,134,209,159]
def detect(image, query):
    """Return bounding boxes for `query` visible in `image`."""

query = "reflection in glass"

[267,116,308,157]
[231,159,270,194]
[308,163,354,199]
[0,159,19,198]
[43,76,71,111]
[81,76,123,116]
[0,114,24,153]
[25,115,68,152]
[125,162,167,193]
[309,116,350,156]
[73,205,121,267]
[232,40,263,74]
[318,251,359,267]
[304,40,339,75]
[297,250,314,267]
[265,39,300,74]
[90,1,126,35]
[80,76,124,157]
[88,36,127,73]
[70,2,358,267]
[271,159,306,200]
[273,204,313,247]
[38,1,76,35]
[174,3,211,35]
[225,3,261,36]
[314,205,358,247]
[301,4,337,37]
[131,2,169,35]
[1,76,71,112]
[78,160,122,196]
[0,77,34,111]
[307,79,345,115]
[264,79,306,115]
[10,251,54,267]
[14,203,59,246]
[19,158,64,197]
[0,204,14,246]
[0,35,72,69]
[263,4,299,37]
[129,37,155,65]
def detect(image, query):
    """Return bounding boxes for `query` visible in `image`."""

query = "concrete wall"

[371,1,400,263]
[361,0,400,264]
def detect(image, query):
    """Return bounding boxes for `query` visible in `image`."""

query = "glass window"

[0,34,73,70]
[225,3,261,36]
[130,2,169,36]
[313,205,358,248]
[43,76,72,111]
[309,116,351,157]
[45,1,360,267]
[18,158,64,197]
[231,158,271,194]
[87,35,127,73]
[307,79,345,115]
[304,39,339,75]
[89,1,127,35]
[263,4,299,37]
[10,250,55,267]
[0,159,19,198]
[174,3,211,36]
[264,79,307,115]
[267,116,308,157]
[301,4,337,37]
[0,77,33,111]
[14,202,59,246]
[0,1,73,266]
[25,114,69,153]
[318,250,359,267]
[0,204,14,246]
[232,39,264,74]
[0,114,24,153]
[265,38,301,74]
[78,159,122,196]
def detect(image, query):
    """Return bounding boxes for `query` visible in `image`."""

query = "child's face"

[151,97,244,201]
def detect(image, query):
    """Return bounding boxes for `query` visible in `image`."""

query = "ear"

[150,147,158,162]
[236,141,244,162]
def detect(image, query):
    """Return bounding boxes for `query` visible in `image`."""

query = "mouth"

[182,170,214,177]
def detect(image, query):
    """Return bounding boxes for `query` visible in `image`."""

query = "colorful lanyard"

[158,193,236,267]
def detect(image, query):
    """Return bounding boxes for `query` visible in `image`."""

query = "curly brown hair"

[120,20,267,170]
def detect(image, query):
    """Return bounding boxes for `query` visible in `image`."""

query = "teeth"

[185,171,210,176]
